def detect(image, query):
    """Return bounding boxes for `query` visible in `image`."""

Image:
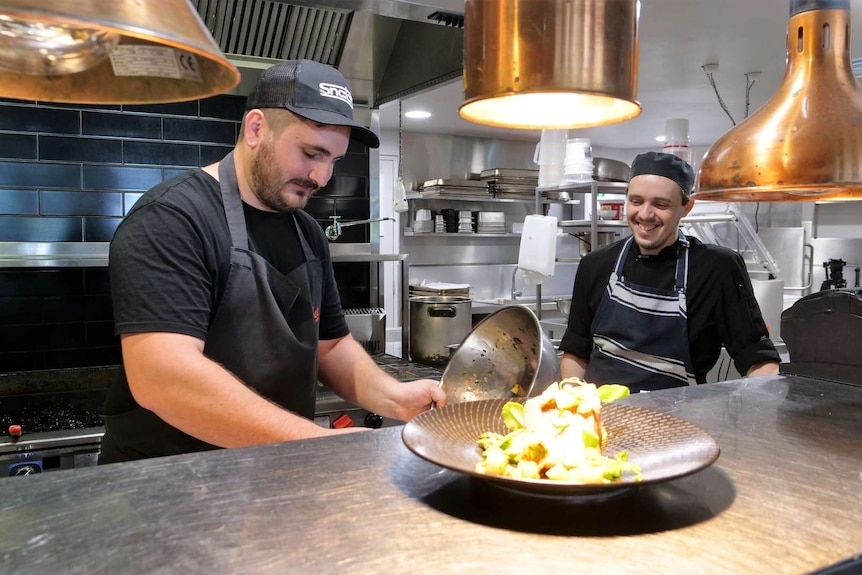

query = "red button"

[332,414,355,429]
[8,425,22,438]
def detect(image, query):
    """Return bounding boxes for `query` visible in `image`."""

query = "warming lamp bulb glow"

[459,0,641,130]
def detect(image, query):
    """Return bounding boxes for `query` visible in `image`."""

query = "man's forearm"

[318,335,401,415]
[560,352,589,380]
[123,333,338,448]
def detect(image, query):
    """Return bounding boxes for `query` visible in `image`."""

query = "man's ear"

[683,196,696,216]
[242,109,266,147]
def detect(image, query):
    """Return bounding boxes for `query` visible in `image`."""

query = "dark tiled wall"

[0,96,372,372]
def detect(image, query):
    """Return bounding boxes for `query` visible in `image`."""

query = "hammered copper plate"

[402,399,720,495]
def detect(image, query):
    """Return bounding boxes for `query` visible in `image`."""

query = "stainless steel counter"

[1,374,861,574]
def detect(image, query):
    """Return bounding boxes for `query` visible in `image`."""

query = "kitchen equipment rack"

[526,180,627,319]
[538,180,628,248]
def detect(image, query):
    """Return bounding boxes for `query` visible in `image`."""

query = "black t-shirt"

[558,236,780,383]
[109,169,349,343]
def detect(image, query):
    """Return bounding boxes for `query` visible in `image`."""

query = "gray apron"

[100,152,321,461]
[584,229,697,393]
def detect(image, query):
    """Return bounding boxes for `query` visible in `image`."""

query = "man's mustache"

[290,178,320,194]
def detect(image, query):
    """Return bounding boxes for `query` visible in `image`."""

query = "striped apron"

[584,229,697,392]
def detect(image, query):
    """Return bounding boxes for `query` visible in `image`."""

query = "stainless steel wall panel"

[756,227,806,288]
[401,132,536,193]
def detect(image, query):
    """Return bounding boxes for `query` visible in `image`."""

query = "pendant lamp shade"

[694,0,862,201]
[458,0,641,130]
[0,0,239,104]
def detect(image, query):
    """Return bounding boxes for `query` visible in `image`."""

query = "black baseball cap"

[630,151,695,197]
[245,59,380,149]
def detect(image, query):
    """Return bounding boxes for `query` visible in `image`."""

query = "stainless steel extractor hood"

[190,0,465,118]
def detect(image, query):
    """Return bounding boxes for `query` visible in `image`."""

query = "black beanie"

[629,152,695,197]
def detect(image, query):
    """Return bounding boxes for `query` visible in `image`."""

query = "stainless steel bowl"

[440,306,561,403]
[554,296,572,318]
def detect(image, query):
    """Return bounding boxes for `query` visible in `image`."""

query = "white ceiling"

[379,0,862,151]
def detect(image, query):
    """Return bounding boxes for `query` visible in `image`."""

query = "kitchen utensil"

[409,296,473,365]
[598,200,624,220]
[592,157,631,182]
[440,305,560,402]
[554,296,572,318]
[571,231,617,257]
[541,189,572,201]
[408,283,471,297]
[401,399,721,496]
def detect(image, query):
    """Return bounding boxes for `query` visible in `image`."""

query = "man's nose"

[310,161,334,188]
[639,203,656,218]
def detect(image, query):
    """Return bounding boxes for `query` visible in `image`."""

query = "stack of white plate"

[435,214,445,232]
[458,210,473,233]
[477,211,506,234]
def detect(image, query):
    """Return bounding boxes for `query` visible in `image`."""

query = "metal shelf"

[536,180,628,195]
[407,192,580,205]
[533,180,628,248]
[558,219,628,228]
[403,232,520,238]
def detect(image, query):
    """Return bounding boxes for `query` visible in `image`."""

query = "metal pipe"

[324,216,395,241]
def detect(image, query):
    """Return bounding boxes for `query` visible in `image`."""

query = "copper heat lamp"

[694,0,862,201]
[0,0,239,104]
[458,0,641,130]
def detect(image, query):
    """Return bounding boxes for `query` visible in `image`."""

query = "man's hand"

[746,361,779,377]
[385,378,447,421]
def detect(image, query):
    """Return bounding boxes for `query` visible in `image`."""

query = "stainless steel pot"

[409,296,472,365]
[571,231,617,256]
[440,305,561,403]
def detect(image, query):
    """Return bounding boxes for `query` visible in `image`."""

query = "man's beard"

[248,135,319,212]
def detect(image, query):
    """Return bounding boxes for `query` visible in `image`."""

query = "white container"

[538,163,565,188]
[662,118,692,164]
[517,214,558,277]
[534,129,568,188]
[533,129,567,165]
[564,138,593,183]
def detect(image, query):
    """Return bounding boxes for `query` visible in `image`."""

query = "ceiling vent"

[189,0,464,110]
[191,0,350,66]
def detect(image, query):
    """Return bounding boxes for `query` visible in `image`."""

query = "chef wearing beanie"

[558,152,779,392]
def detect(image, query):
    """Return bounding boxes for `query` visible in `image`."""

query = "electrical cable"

[744,73,757,119]
[702,65,736,126]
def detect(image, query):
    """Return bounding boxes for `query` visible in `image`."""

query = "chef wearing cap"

[100,60,445,463]
[559,152,779,392]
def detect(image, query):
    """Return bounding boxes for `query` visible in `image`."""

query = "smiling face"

[626,174,695,255]
[245,109,350,212]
